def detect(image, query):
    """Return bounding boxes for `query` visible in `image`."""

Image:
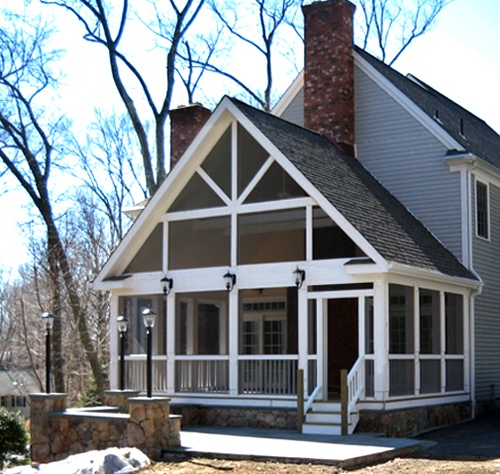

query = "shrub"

[0,406,29,469]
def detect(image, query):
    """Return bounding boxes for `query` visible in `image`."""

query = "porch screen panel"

[169,216,230,269]
[446,293,464,354]
[312,207,363,259]
[175,291,228,355]
[446,360,464,392]
[389,360,414,396]
[419,289,440,354]
[238,209,305,264]
[389,285,414,354]
[420,360,441,394]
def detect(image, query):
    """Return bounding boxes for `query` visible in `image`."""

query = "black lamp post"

[142,308,156,397]
[117,315,128,391]
[41,312,55,393]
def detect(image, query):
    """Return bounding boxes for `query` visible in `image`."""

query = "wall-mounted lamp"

[293,267,306,289]
[223,271,236,292]
[160,275,173,297]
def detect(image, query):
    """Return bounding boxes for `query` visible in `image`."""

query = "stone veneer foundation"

[356,402,473,437]
[30,391,181,463]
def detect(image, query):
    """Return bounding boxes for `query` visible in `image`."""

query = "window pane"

[201,126,232,197]
[238,124,269,196]
[446,293,464,354]
[476,181,489,239]
[389,359,414,396]
[419,289,440,354]
[125,224,163,273]
[420,359,441,394]
[169,216,230,269]
[168,173,225,212]
[313,207,362,259]
[365,297,374,354]
[238,209,305,264]
[245,161,307,203]
[175,291,228,355]
[446,360,464,391]
[389,284,414,354]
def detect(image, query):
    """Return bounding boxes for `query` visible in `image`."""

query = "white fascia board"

[344,262,389,275]
[447,154,500,188]
[226,100,386,267]
[95,98,236,285]
[271,71,303,117]
[354,52,465,152]
[387,261,482,289]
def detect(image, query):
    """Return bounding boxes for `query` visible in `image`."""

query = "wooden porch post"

[297,368,304,432]
[340,369,348,435]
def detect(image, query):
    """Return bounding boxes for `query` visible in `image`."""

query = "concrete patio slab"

[164,426,421,468]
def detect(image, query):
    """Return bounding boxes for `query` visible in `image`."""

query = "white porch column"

[373,279,389,400]
[228,289,239,396]
[109,293,120,390]
[298,287,309,397]
[166,294,176,394]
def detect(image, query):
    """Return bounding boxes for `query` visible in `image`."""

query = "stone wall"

[30,392,181,463]
[356,402,473,437]
[172,404,297,430]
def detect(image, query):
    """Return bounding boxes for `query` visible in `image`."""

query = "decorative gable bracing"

[96,97,476,290]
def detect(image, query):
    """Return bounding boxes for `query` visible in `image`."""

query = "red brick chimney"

[170,104,211,167]
[302,0,356,156]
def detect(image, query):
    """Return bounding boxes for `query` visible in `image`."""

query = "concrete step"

[305,412,343,424]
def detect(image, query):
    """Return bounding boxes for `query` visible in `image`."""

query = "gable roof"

[231,98,476,281]
[355,47,500,169]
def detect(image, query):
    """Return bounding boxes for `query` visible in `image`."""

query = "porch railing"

[124,355,167,392]
[239,357,298,395]
[347,356,365,413]
[175,357,229,393]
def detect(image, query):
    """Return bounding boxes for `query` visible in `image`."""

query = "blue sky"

[1,0,499,277]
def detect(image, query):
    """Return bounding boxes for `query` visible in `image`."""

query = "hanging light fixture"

[293,267,306,289]
[223,271,236,292]
[160,275,173,297]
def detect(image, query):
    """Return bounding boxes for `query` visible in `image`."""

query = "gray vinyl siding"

[354,65,463,261]
[472,177,500,401]
[280,88,304,126]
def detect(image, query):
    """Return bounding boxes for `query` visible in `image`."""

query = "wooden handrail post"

[340,369,348,435]
[297,369,304,432]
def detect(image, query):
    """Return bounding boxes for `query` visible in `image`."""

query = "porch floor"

[163,426,421,468]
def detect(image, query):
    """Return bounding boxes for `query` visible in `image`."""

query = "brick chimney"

[170,104,211,167]
[302,0,356,156]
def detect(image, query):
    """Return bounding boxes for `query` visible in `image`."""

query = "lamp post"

[142,308,156,397]
[117,315,128,391]
[41,312,55,393]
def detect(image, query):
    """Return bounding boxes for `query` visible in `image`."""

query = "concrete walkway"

[164,426,421,468]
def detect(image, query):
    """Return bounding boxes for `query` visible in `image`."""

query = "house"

[94,0,500,436]
[0,366,40,418]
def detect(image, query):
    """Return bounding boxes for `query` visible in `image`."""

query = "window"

[476,180,489,239]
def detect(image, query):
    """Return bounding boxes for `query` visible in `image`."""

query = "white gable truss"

[94,96,388,290]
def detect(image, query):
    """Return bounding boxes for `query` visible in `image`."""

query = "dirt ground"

[141,455,500,473]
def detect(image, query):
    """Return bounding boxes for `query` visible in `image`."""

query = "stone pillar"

[127,397,181,460]
[30,393,69,463]
[104,390,141,412]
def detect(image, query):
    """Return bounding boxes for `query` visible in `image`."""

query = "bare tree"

[190,0,303,111]
[0,10,107,398]
[354,0,453,65]
[40,0,210,195]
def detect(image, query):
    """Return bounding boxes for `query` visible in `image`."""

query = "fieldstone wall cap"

[127,396,172,403]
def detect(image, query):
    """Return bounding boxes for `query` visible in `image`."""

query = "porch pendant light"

[161,275,173,297]
[223,271,236,292]
[293,267,306,289]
